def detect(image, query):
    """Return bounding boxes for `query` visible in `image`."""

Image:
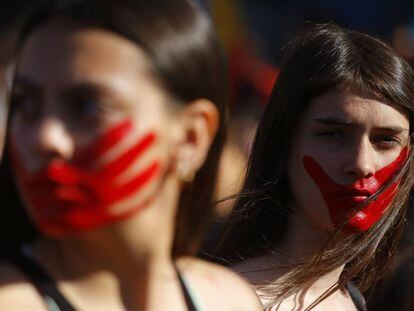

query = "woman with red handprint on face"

[215,23,414,310]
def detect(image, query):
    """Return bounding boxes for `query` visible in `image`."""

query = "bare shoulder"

[0,262,47,310]
[176,257,262,311]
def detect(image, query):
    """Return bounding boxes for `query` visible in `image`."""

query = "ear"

[173,99,219,181]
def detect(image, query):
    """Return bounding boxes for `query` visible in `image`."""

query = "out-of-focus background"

[198,1,414,309]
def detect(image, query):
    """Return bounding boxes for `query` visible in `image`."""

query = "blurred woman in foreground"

[0,1,261,310]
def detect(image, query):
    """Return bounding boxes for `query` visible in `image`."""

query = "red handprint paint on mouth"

[303,148,408,232]
[12,120,161,237]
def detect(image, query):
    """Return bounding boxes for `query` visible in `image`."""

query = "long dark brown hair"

[216,23,414,307]
[0,0,227,258]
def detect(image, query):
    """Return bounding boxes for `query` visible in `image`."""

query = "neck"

[307,264,345,294]
[34,218,172,281]
[31,175,182,309]
[235,204,341,288]
[278,207,331,262]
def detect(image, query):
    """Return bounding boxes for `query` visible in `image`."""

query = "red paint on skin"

[11,120,161,237]
[303,148,408,232]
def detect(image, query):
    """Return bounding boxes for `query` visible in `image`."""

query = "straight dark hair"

[216,23,414,307]
[0,0,227,258]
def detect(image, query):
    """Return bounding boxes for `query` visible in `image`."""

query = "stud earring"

[177,163,195,183]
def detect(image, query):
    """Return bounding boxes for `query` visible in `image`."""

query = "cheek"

[7,142,37,222]
[120,113,176,172]
[8,117,38,165]
[288,157,333,228]
[14,120,167,236]
[9,132,30,172]
[288,139,317,205]
[110,136,170,190]
[108,156,166,215]
[94,127,172,214]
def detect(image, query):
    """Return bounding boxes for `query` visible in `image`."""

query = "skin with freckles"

[287,89,410,233]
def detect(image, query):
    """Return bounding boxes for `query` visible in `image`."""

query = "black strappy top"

[8,247,200,311]
[346,282,367,311]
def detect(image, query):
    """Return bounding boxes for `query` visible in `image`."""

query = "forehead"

[16,19,153,90]
[305,89,409,128]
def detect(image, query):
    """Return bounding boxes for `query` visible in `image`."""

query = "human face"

[9,20,184,237]
[287,89,409,233]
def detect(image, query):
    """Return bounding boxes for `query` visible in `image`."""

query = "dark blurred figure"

[0,2,41,255]
[0,2,35,156]
[368,253,414,310]
[367,209,414,310]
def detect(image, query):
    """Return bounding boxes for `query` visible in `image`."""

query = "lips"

[303,147,408,232]
[334,188,372,204]
[337,187,373,197]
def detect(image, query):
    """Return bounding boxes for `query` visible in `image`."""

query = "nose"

[344,138,376,179]
[31,116,74,163]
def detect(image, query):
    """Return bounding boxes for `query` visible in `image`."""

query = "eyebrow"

[312,117,409,133]
[13,76,118,100]
[313,118,354,126]
[60,82,114,98]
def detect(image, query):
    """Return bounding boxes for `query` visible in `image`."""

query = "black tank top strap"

[346,282,367,311]
[8,247,75,311]
[175,265,200,311]
[8,247,200,311]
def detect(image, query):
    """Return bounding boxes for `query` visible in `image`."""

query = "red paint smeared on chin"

[303,148,408,232]
[12,120,161,237]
